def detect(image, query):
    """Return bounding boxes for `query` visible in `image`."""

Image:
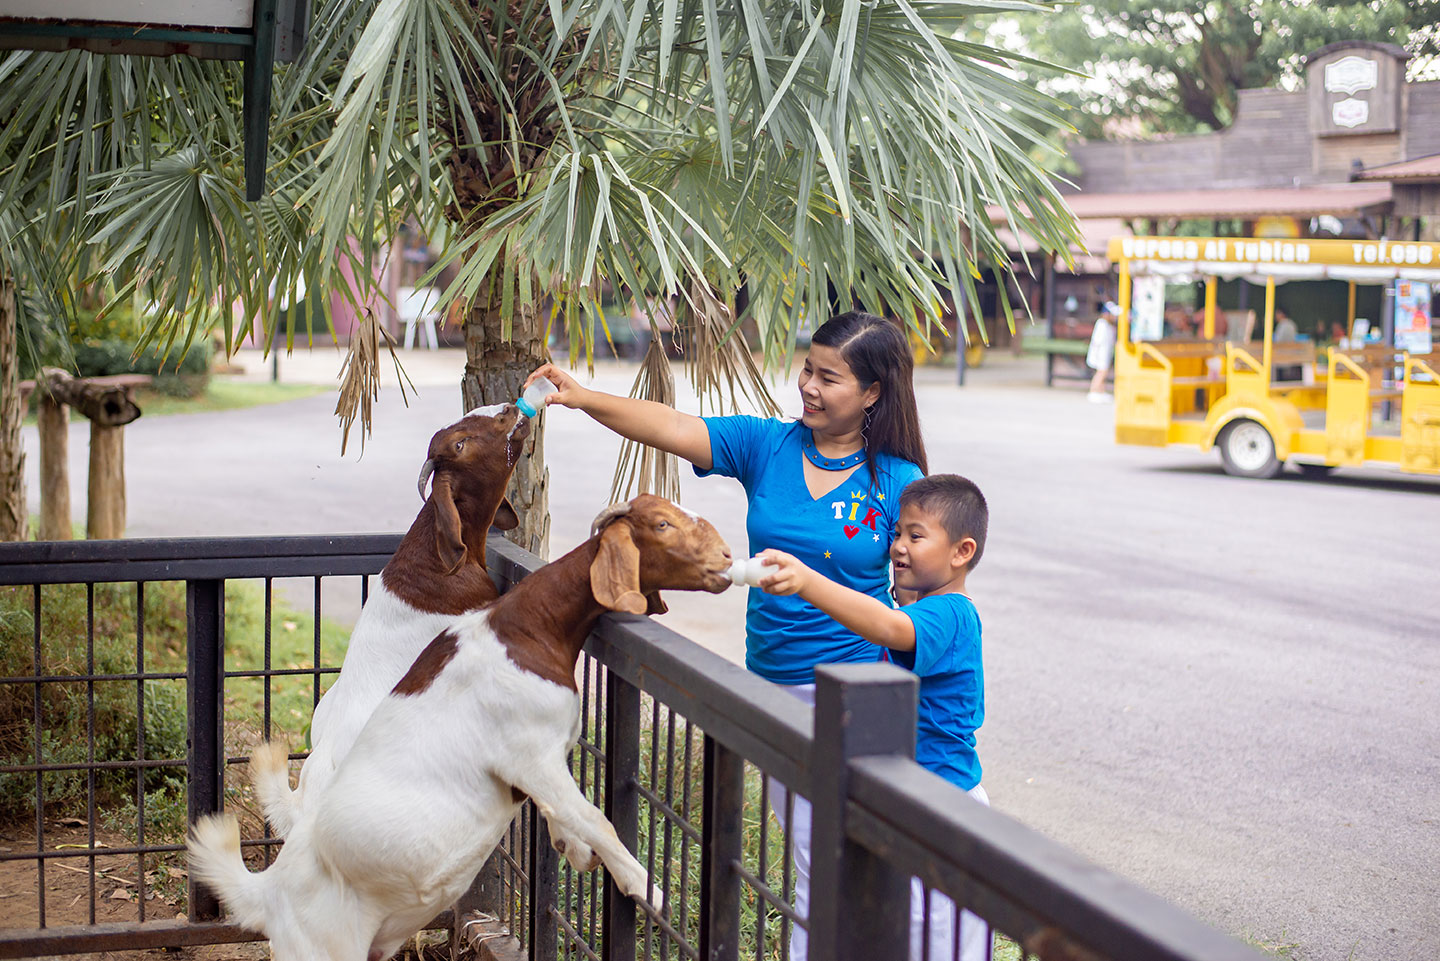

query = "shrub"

[0,583,192,826]
[20,301,214,397]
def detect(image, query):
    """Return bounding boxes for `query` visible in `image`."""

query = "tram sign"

[1109,236,1440,270]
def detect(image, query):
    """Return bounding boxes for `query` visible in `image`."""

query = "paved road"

[21,348,1440,961]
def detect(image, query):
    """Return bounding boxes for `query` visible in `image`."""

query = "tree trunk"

[38,397,71,540]
[0,277,25,542]
[87,423,125,540]
[460,276,550,558]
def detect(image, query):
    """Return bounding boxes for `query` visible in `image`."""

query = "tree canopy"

[0,0,1082,545]
[1008,0,1440,137]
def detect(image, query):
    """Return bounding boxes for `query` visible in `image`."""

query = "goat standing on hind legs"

[253,404,531,839]
[190,495,733,961]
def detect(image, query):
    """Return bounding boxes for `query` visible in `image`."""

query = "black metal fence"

[0,534,1263,961]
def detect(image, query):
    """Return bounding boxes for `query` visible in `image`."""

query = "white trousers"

[769,683,991,961]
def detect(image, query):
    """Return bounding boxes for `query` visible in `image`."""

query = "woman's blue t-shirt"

[889,593,984,791]
[695,416,923,685]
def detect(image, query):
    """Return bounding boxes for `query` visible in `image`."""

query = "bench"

[1022,337,1091,387]
[1149,339,1227,389]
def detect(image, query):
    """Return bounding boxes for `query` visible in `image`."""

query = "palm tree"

[0,0,1077,551]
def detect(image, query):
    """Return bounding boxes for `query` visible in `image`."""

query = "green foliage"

[1008,0,1440,137]
[19,301,214,396]
[0,0,1081,451]
[0,583,191,825]
[0,579,351,834]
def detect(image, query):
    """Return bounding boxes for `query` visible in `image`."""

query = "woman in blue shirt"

[528,311,926,958]
[525,310,928,685]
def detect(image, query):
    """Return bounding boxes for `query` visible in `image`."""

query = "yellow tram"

[1108,236,1440,479]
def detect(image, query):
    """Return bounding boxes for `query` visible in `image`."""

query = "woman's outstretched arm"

[525,363,713,470]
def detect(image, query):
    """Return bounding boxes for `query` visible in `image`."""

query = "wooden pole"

[0,277,24,542]
[37,398,71,540]
[87,423,125,540]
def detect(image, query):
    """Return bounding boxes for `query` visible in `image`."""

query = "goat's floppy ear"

[492,497,519,531]
[590,522,647,614]
[430,473,467,575]
[645,591,668,616]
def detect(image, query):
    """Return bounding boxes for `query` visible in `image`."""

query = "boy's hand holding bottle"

[752,550,810,596]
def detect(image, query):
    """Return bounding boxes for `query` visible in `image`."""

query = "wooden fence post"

[32,369,146,540]
[37,398,71,540]
[0,277,23,542]
[807,663,917,961]
[87,423,125,540]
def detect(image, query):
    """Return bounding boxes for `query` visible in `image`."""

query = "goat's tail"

[186,814,271,934]
[249,740,299,838]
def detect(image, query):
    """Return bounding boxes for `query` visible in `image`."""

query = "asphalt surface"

[20,347,1440,961]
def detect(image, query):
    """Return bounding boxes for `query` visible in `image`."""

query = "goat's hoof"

[625,876,664,918]
[640,884,666,918]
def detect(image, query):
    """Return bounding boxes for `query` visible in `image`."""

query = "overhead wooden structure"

[0,0,310,200]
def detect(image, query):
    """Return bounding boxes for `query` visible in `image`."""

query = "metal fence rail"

[0,534,1263,961]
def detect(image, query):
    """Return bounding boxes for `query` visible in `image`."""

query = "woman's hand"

[756,550,809,596]
[524,363,588,410]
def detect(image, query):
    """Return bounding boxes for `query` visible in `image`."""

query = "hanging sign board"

[1394,281,1433,354]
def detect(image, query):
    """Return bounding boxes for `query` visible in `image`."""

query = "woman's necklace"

[802,429,865,471]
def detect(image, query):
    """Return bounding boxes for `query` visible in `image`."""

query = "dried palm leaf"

[679,278,781,419]
[609,338,682,504]
[334,310,413,455]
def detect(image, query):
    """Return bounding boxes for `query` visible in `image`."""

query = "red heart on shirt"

[844,525,859,539]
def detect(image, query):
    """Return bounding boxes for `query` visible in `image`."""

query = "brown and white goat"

[254,403,530,837]
[190,495,732,961]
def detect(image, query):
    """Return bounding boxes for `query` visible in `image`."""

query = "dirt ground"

[0,821,272,960]
[0,821,463,961]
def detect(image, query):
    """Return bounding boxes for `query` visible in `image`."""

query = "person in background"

[759,474,993,961]
[1086,302,1119,403]
[1274,308,1298,343]
[1273,308,1301,380]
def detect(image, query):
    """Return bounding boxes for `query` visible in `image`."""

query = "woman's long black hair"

[810,311,929,475]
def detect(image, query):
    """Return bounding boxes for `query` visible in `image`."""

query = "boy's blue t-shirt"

[695,415,922,685]
[890,593,984,791]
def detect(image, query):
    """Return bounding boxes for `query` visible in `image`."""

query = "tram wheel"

[1218,419,1282,479]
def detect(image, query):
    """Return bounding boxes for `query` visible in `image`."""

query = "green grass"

[136,380,330,417]
[0,576,353,912]
[23,379,329,425]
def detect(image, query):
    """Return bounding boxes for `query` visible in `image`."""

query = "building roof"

[1056,183,1393,220]
[996,218,1128,274]
[1353,153,1440,184]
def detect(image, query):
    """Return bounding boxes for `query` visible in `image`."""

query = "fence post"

[185,579,225,921]
[602,673,640,961]
[529,813,560,959]
[807,663,917,961]
[699,734,743,961]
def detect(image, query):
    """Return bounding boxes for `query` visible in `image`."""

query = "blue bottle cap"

[516,397,538,418]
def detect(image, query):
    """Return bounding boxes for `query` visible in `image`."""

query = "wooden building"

[1005,40,1440,351]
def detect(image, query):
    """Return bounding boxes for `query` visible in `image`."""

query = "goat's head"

[415,404,530,574]
[588,495,733,615]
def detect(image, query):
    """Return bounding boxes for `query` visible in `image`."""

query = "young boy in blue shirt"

[760,473,991,961]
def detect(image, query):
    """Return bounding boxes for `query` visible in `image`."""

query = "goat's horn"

[417,459,437,502]
[589,502,632,537]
